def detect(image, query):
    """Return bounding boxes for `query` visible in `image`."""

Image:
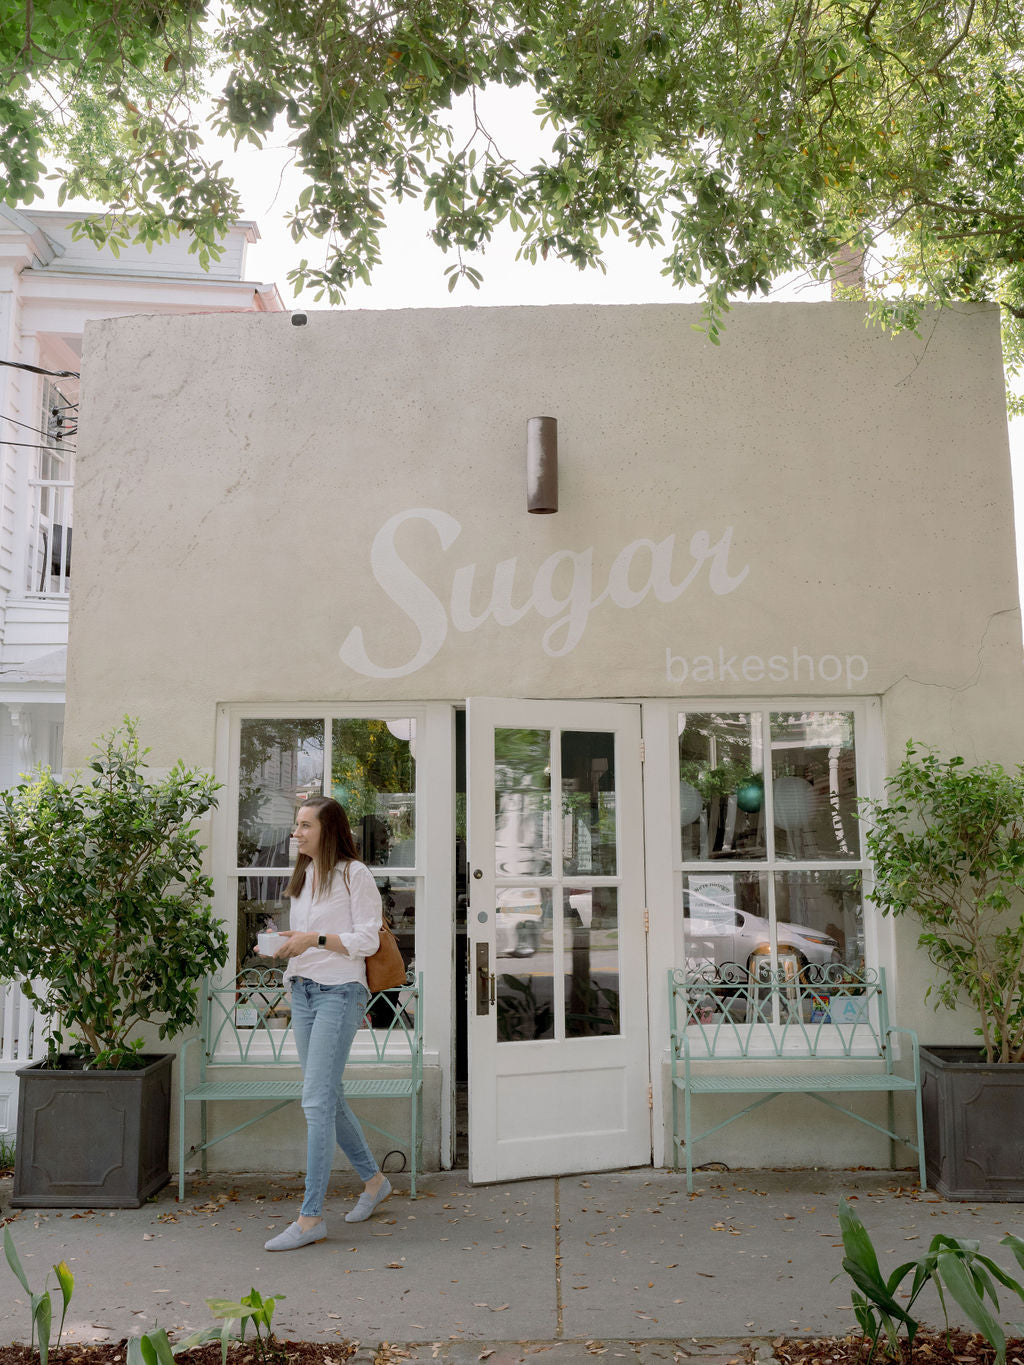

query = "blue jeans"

[290,978,378,1216]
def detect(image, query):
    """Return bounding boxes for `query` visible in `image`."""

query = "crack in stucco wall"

[881,605,1024,759]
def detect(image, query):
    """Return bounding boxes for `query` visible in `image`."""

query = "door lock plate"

[475,941,491,1015]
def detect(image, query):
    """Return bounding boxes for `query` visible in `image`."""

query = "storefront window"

[377,874,416,967]
[683,870,769,971]
[774,870,863,973]
[770,712,858,860]
[678,712,765,860]
[237,877,290,970]
[331,718,416,867]
[231,714,419,979]
[236,874,418,1022]
[677,709,866,978]
[238,719,323,868]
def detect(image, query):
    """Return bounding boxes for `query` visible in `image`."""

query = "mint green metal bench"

[179,972,423,1201]
[669,964,925,1193]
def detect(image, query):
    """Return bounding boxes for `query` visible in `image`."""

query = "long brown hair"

[285,796,361,901]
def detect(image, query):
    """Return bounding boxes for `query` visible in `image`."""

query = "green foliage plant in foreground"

[0,718,229,1069]
[127,1289,285,1365]
[4,1225,282,1365]
[3,1225,74,1365]
[198,1288,283,1365]
[837,1197,1024,1365]
[861,742,1024,1064]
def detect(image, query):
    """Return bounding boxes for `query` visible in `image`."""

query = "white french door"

[466,699,651,1183]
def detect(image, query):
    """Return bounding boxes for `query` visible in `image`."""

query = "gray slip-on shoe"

[345,1176,392,1223]
[264,1219,327,1251]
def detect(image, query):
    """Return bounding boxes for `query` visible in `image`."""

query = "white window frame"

[671,699,885,971]
[643,696,893,1152]
[666,704,890,971]
[212,702,456,1158]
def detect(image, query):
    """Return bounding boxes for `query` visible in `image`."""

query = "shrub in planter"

[0,719,230,1204]
[861,742,1024,1197]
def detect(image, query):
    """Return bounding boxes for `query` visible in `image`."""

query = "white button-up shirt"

[283,860,383,986]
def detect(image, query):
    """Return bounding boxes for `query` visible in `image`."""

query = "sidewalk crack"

[554,1175,563,1339]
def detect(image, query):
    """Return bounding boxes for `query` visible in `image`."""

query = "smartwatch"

[317,934,327,947]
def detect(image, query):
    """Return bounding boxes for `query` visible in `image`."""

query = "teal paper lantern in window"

[735,777,764,813]
[679,780,703,826]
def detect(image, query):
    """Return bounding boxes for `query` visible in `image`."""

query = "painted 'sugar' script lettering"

[339,508,749,679]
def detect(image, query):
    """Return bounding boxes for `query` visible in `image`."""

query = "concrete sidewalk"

[2,1169,1023,1363]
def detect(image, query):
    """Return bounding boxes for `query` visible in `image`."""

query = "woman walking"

[264,796,391,1251]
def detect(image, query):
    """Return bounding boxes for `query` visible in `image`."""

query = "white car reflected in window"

[683,904,840,971]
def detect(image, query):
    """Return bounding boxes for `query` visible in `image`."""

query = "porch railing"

[26,478,73,596]
[0,979,48,1135]
[1,980,47,1065]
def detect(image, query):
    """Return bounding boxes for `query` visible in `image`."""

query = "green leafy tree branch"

[2,1,1024,382]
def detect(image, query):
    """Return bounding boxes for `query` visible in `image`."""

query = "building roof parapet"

[0,207,268,289]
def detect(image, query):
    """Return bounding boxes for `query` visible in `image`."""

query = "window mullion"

[551,728,565,1040]
[761,706,777,865]
[322,716,333,800]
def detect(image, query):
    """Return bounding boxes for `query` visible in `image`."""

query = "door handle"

[475,942,492,1015]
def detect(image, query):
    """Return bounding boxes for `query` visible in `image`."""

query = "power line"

[0,438,77,454]
[0,359,80,379]
[0,411,77,442]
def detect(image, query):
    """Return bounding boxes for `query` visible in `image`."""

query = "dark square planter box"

[12,1053,173,1208]
[921,1045,1024,1201]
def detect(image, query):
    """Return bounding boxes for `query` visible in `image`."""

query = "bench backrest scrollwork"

[199,970,422,1070]
[669,963,892,1062]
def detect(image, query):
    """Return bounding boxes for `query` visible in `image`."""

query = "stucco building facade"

[64,300,1024,1182]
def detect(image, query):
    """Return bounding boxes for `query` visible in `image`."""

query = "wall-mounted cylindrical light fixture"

[526,416,558,514]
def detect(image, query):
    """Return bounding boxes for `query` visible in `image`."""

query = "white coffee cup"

[257,931,289,957]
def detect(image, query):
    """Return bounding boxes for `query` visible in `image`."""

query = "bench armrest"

[178,1034,202,1088]
[884,1024,921,1070]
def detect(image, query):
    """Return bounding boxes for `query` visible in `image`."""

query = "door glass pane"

[770,712,858,860]
[561,731,617,875]
[496,887,555,1041]
[774,870,863,975]
[494,728,552,876]
[332,719,416,867]
[238,720,324,868]
[682,870,769,974]
[563,887,620,1037]
[678,713,765,861]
